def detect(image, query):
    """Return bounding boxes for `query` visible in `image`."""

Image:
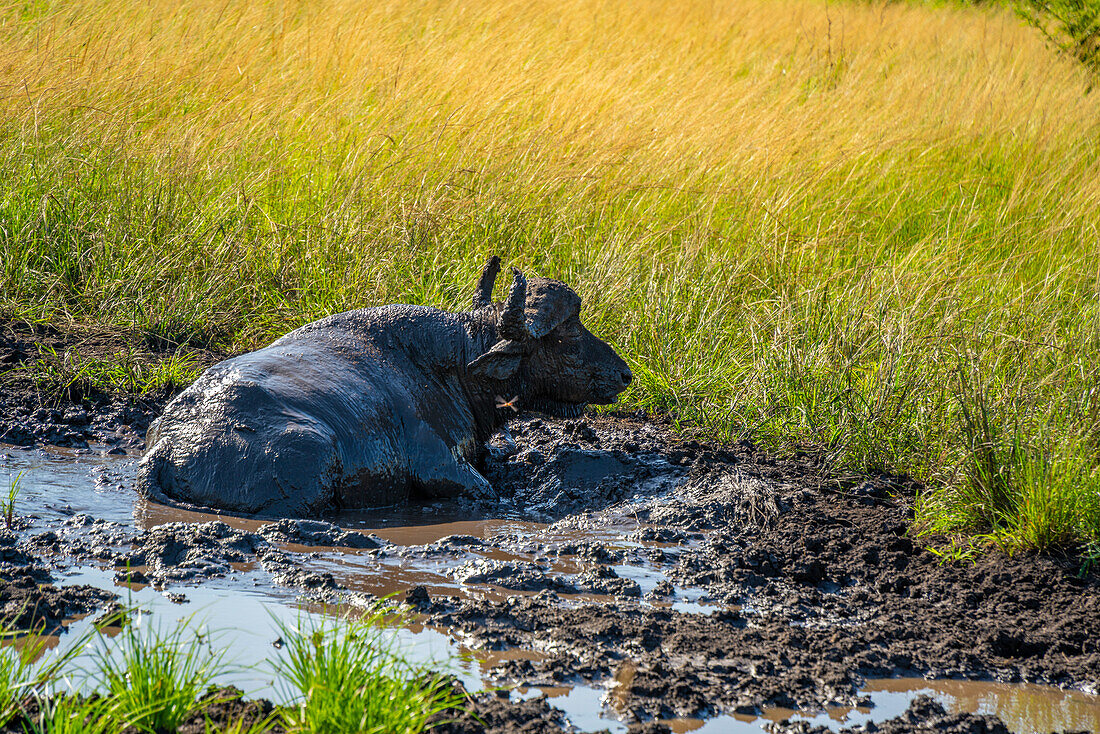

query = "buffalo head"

[467,258,632,419]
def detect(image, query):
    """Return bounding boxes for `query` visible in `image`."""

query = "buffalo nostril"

[621,370,632,386]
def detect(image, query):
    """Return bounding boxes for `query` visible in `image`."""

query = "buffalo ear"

[524,278,582,339]
[467,340,524,381]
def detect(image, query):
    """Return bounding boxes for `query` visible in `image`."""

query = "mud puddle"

[513,678,1100,734]
[1,443,725,711]
[4,414,1100,733]
[48,566,472,703]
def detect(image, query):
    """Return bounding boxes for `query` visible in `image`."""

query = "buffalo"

[137,257,632,516]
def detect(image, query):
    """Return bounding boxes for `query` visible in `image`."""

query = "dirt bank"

[0,321,222,450]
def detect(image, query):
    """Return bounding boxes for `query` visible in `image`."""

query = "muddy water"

[3,445,1100,733]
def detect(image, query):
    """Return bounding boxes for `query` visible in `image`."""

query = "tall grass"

[0,0,1098,554]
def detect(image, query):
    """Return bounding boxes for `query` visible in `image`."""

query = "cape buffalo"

[137,257,632,516]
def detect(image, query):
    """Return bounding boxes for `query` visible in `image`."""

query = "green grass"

[0,0,1098,558]
[0,624,59,725]
[272,610,464,734]
[0,604,463,733]
[25,696,117,734]
[2,471,23,531]
[0,613,95,727]
[21,346,202,401]
[86,611,231,733]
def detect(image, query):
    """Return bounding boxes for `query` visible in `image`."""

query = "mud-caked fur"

[137,257,632,516]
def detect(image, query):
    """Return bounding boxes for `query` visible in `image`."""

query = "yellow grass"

[3,0,1098,200]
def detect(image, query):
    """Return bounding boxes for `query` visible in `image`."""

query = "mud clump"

[174,688,284,734]
[483,417,687,520]
[0,532,115,632]
[0,573,115,633]
[431,688,568,734]
[454,559,578,593]
[119,521,265,583]
[258,519,383,549]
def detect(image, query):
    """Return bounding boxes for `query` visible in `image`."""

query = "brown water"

[862,678,1100,733]
[3,445,1099,733]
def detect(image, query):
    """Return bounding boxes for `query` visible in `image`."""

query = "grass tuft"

[87,611,231,733]
[272,608,464,734]
[2,471,23,531]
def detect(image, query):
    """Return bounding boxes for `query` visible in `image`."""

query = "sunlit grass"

[0,605,464,733]
[0,622,61,725]
[22,345,202,400]
[272,609,463,734]
[86,610,232,733]
[0,614,95,728]
[24,695,116,734]
[0,0,1098,554]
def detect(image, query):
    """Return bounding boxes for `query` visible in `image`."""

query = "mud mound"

[258,519,384,549]
[482,416,688,520]
[432,688,568,734]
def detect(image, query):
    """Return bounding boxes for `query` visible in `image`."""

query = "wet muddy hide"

[137,258,631,516]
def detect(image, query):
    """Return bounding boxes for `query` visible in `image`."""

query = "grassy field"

[0,0,1098,556]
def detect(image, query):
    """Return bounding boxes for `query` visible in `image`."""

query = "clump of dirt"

[258,519,384,549]
[482,416,687,521]
[431,687,568,734]
[174,688,285,734]
[0,531,115,632]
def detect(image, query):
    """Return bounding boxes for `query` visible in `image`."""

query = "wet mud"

[768,695,1014,734]
[1,322,1099,732]
[0,532,115,633]
[420,418,1100,724]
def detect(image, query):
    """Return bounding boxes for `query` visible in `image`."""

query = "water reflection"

[862,678,1100,734]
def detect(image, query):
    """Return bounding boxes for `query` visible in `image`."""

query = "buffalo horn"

[471,255,502,309]
[497,268,530,342]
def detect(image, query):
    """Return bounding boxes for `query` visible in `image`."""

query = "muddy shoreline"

[1,322,1098,732]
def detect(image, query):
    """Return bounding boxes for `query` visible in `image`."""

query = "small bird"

[495,395,520,412]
